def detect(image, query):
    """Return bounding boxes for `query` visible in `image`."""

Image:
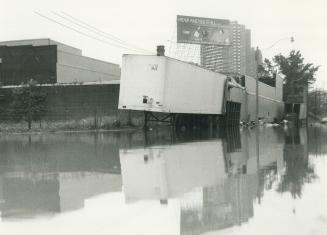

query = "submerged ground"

[0,125,326,235]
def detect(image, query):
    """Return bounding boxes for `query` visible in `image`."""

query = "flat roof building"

[200,22,258,78]
[0,39,120,85]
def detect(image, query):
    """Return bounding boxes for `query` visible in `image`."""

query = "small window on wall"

[293,104,300,114]
[285,103,293,113]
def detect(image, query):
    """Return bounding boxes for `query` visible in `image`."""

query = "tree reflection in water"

[277,128,317,198]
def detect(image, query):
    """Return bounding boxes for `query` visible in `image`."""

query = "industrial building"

[0,39,120,85]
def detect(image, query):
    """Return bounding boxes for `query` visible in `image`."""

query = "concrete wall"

[57,51,120,83]
[45,84,120,119]
[230,74,284,122]
[0,84,119,120]
[245,74,283,100]
[0,83,145,127]
[247,93,284,122]
[275,74,283,101]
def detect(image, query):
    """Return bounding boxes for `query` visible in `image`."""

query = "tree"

[274,50,319,85]
[10,79,47,129]
[273,50,319,102]
[257,58,276,87]
[259,50,319,102]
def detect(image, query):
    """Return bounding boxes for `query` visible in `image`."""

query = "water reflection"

[0,133,122,219]
[0,126,326,234]
[278,128,316,198]
[120,128,288,234]
[308,124,327,156]
[120,138,227,203]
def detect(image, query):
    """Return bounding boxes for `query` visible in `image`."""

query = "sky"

[1,0,326,89]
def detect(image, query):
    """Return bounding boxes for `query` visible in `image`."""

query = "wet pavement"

[0,126,326,235]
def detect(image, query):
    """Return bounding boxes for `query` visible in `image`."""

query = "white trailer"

[118,55,228,115]
[118,54,284,127]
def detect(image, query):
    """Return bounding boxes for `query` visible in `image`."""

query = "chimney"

[156,45,165,56]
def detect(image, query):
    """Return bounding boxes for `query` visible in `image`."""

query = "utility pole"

[256,73,259,125]
[257,37,294,124]
[0,58,2,84]
[255,47,262,126]
[27,84,32,130]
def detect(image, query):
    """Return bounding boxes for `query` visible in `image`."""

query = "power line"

[53,11,153,54]
[61,12,153,54]
[264,37,294,50]
[35,12,153,54]
[61,12,130,43]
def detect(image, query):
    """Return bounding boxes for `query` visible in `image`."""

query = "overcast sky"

[1,0,326,89]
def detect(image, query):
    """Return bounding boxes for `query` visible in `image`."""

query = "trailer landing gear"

[143,101,241,130]
[143,111,176,130]
[143,112,219,130]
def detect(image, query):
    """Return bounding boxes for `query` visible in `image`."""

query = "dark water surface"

[0,126,326,235]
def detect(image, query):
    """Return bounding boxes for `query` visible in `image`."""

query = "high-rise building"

[200,21,257,78]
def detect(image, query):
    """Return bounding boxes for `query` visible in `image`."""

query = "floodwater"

[0,126,326,235]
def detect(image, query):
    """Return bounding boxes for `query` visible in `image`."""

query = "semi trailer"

[118,54,284,127]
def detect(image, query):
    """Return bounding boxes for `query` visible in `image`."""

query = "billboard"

[177,15,232,45]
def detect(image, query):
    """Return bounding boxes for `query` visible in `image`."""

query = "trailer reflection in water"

[119,128,289,234]
[0,126,325,235]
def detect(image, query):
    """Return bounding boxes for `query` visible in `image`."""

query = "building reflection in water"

[0,125,320,234]
[0,133,123,219]
[308,124,327,156]
[119,127,312,234]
